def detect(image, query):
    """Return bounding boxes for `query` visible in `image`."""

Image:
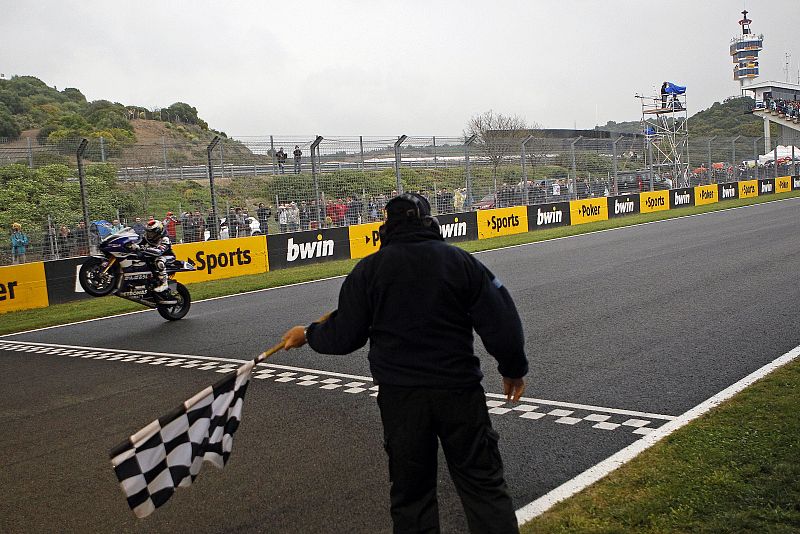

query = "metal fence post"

[570,137,582,199]
[464,134,477,207]
[707,136,716,183]
[731,135,740,181]
[793,134,797,176]
[394,135,407,193]
[521,135,533,205]
[774,143,779,178]
[359,135,364,170]
[100,136,106,163]
[753,137,762,180]
[612,136,622,196]
[76,138,91,235]
[270,135,276,175]
[433,136,438,168]
[27,137,33,168]
[207,136,221,240]
[310,135,323,227]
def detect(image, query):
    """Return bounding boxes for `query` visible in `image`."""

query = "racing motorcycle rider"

[131,219,177,304]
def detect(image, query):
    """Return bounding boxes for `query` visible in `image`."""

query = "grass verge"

[2,190,799,335]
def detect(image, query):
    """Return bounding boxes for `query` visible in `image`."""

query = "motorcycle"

[78,229,196,320]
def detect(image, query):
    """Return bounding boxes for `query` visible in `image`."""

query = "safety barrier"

[3,176,798,315]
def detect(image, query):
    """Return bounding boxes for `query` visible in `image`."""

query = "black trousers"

[377,384,518,534]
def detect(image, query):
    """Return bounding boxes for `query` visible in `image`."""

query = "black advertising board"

[718,182,739,201]
[44,257,92,304]
[758,178,775,195]
[606,195,640,218]
[669,187,695,209]
[435,211,478,242]
[527,202,571,229]
[267,227,350,270]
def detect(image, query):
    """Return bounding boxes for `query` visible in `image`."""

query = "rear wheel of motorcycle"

[78,257,118,297]
[157,282,191,321]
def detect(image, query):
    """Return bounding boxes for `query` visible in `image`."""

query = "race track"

[2,197,799,533]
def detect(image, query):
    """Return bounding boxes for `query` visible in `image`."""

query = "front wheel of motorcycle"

[78,257,118,297]
[157,282,191,321]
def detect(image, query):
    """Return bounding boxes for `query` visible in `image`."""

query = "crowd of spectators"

[763,97,800,122]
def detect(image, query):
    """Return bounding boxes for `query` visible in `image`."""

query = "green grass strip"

[521,359,800,533]
[2,190,798,335]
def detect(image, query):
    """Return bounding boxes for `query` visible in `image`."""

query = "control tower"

[730,9,764,92]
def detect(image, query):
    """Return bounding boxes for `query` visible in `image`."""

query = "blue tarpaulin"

[664,82,686,95]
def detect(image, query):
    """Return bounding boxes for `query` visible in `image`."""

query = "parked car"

[472,194,496,210]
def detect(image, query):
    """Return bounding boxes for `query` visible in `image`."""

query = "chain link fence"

[2,129,799,265]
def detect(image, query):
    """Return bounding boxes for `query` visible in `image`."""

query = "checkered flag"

[109,340,288,518]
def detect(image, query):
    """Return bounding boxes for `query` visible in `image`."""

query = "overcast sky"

[2,0,797,136]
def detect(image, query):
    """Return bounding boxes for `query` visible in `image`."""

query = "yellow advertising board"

[694,184,718,206]
[173,235,268,284]
[776,176,792,193]
[0,262,49,314]
[640,190,670,214]
[738,180,758,198]
[569,198,608,225]
[349,222,383,259]
[476,206,528,239]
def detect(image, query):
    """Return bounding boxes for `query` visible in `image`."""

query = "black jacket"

[306,225,528,388]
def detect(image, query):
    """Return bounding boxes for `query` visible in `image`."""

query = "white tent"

[758,145,800,165]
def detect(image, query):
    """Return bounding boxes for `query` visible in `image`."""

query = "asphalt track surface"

[2,198,800,533]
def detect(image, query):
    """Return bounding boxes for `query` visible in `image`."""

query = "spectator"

[193,211,206,242]
[299,201,310,231]
[661,81,669,109]
[453,188,465,212]
[11,223,29,264]
[132,217,146,238]
[110,219,125,234]
[345,197,359,226]
[288,202,300,232]
[277,204,289,233]
[293,145,302,174]
[256,202,271,234]
[276,148,287,174]
[235,208,248,237]
[552,180,561,200]
[163,212,178,241]
[56,225,73,258]
[73,220,89,256]
[182,213,197,243]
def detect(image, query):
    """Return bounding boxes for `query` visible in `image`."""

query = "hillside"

[0,75,215,146]
[597,96,775,138]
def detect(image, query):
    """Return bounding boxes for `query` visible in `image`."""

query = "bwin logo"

[674,192,690,205]
[721,186,736,199]
[440,220,467,238]
[614,199,634,214]
[794,178,800,189]
[537,208,563,225]
[287,236,334,262]
[761,182,773,193]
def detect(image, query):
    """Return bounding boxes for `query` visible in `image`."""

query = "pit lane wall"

[3,176,798,314]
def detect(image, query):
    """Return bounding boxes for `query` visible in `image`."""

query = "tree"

[465,110,536,197]
[0,108,20,139]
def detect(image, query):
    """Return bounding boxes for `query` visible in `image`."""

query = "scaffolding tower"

[637,89,690,187]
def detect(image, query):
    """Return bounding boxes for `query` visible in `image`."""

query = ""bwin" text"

[287,237,335,261]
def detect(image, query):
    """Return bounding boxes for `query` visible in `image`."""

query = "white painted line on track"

[514,342,800,525]
[4,195,798,339]
[0,340,671,430]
